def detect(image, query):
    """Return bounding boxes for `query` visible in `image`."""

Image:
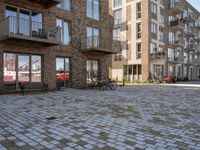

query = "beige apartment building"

[111,0,200,82]
[0,0,120,94]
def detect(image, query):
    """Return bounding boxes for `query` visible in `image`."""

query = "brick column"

[141,0,150,81]
[43,53,56,90]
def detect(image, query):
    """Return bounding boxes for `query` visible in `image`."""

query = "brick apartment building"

[110,0,200,82]
[0,0,120,94]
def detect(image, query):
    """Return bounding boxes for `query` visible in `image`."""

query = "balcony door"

[5,6,17,33]
[56,58,70,88]
[87,27,99,48]
[19,9,30,36]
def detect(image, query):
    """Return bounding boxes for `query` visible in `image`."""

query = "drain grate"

[46,116,57,120]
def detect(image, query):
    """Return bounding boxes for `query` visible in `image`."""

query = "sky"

[187,0,200,12]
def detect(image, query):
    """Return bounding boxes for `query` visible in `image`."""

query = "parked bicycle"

[101,79,117,91]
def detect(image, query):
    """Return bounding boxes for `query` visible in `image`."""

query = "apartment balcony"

[188,59,193,64]
[188,44,198,51]
[169,19,184,30]
[174,38,185,47]
[114,18,127,31]
[195,21,200,29]
[181,13,195,23]
[194,36,200,42]
[169,0,184,14]
[150,51,165,60]
[26,0,63,9]
[0,16,61,46]
[80,36,120,54]
[184,29,196,37]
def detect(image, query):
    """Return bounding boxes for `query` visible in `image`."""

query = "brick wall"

[0,0,114,92]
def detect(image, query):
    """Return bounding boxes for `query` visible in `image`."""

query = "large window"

[57,0,71,11]
[56,58,70,87]
[87,60,99,83]
[3,53,42,83]
[151,22,157,34]
[3,53,16,83]
[150,42,157,54]
[113,28,121,40]
[5,6,43,36]
[168,48,174,61]
[56,18,71,45]
[159,26,164,42]
[87,0,100,20]
[137,23,142,39]
[169,32,175,44]
[18,55,30,82]
[87,27,100,48]
[136,3,141,19]
[113,0,122,7]
[151,2,157,14]
[31,56,42,82]
[136,43,142,59]
[160,8,164,24]
[114,9,122,25]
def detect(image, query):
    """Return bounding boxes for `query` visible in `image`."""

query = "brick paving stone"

[0,85,200,149]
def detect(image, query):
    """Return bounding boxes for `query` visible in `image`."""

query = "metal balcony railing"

[81,36,120,54]
[195,21,200,29]
[169,0,184,14]
[182,12,195,23]
[169,19,184,29]
[0,16,61,45]
[174,38,184,47]
[114,18,126,25]
[151,52,165,60]
[184,29,195,37]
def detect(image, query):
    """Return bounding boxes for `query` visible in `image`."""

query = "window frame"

[87,0,100,21]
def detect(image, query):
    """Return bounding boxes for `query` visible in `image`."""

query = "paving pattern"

[0,84,200,150]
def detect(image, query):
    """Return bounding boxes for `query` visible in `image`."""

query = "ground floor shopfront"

[0,43,110,94]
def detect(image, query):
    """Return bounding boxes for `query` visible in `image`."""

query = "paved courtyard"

[0,84,200,150]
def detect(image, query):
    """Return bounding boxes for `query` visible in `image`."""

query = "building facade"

[0,0,119,94]
[110,0,200,82]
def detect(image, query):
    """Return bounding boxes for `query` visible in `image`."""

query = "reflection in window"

[87,0,100,20]
[56,58,70,87]
[32,12,42,33]
[3,53,42,84]
[57,0,71,11]
[3,53,16,83]
[19,9,30,36]
[31,56,41,82]
[18,55,30,82]
[56,19,70,45]
[5,6,17,33]
[87,27,99,48]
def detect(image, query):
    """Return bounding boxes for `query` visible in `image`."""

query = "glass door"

[19,9,30,36]
[5,6,17,33]
[56,58,70,88]
[86,60,99,84]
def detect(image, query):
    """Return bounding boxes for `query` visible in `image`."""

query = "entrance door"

[56,58,70,88]
[86,60,99,84]
[154,65,163,80]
